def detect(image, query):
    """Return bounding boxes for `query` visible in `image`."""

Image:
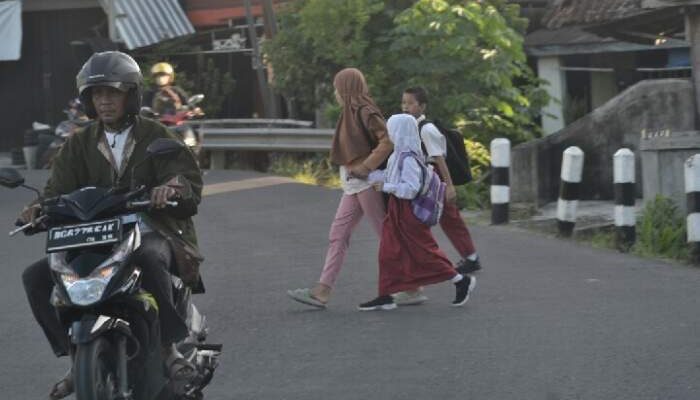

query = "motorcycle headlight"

[53,226,141,306]
[64,278,109,306]
[184,136,197,147]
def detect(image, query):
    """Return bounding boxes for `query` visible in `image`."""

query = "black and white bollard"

[490,138,510,224]
[557,146,584,237]
[685,154,700,264]
[614,148,636,251]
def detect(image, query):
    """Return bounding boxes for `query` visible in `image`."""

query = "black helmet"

[76,51,143,118]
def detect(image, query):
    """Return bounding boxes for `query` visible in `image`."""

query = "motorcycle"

[35,99,91,169]
[140,94,205,156]
[0,138,220,400]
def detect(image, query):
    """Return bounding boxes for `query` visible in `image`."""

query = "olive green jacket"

[43,116,204,286]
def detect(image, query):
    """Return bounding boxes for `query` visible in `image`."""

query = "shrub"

[633,195,688,261]
[456,139,490,210]
[269,153,341,188]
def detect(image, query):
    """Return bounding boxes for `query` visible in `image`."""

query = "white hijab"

[385,114,423,186]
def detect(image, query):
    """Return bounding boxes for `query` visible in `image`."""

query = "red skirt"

[378,196,456,296]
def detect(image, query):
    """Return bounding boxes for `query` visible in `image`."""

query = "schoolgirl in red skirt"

[358,114,476,311]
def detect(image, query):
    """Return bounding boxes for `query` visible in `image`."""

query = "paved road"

[2,170,700,400]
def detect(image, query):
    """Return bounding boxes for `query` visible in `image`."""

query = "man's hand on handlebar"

[18,204,41,227]
[150,186,178,209]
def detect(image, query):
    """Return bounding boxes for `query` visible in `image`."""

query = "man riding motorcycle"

[143,62,204,153]
[143,62,197,116]
[18,51,204,399]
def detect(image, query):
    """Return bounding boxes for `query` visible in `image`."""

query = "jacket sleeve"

[361,113,393,170]
[152,129,203,218]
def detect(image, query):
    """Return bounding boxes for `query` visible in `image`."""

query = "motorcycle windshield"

[48,187,129,222]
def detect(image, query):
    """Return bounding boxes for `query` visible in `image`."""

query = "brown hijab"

[330,68,384,166]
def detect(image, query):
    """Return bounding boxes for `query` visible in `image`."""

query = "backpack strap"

[417,119,431,157]
[397,151,427,200]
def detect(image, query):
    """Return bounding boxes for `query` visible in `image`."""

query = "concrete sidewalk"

[464,199,644,237]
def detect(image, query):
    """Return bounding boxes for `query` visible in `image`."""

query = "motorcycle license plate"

[46,218,121,252]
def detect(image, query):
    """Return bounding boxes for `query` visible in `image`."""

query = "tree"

[264,0,548,143]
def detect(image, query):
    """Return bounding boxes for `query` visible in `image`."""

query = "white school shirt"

[416,115,446,162]
[339,165,372,195]
[382,152,423,200]
[104,125,132,171]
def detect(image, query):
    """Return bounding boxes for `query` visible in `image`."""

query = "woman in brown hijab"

[287,68,393,308]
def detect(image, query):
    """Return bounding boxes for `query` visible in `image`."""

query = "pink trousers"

[318,189,386,287]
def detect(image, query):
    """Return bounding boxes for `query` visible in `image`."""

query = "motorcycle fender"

[70,315,131,345]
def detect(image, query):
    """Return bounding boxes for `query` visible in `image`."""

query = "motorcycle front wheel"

[74,337,119,400]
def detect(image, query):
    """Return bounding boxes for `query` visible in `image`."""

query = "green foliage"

[589,230,616,250]
[269,153,341,188]
[455,180,489,210]
[189,58,236,117]
[456,139,490,210]
[264,0,549,144]
[465,139,490,178]
[633,195,688,261]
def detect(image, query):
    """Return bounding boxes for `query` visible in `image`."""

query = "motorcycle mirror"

[0,168,25,188]
[139,107,158,119]
[188,94,204,105]
[146,138,185,157]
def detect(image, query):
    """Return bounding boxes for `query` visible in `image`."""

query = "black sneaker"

[452,275,476,307]
[358,295,397,311]
[456,256,482,275]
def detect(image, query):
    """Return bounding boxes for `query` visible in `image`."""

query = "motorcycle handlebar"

[9,215,48,237]
[126,200,179,209]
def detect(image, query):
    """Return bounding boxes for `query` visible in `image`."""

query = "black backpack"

[418,119,473,185]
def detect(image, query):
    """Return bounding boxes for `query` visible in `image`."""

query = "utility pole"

[261,0,286,118]
[262,0,278,37]
[244,0,277,118]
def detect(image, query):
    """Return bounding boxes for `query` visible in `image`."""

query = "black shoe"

[358,295,397,311]
[456,256,481,275]
[452,275,476,307]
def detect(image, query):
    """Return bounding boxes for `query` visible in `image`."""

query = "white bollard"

[490,138,510,224]
[685,154,700,264]
[557,146,584,237]
[614,148,636,250]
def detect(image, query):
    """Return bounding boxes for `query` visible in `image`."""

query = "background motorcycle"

[35,99,90,169]
[140,94,205,157]
[1,139,220,400]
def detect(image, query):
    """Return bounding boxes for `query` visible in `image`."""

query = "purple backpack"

[398,152,446,226]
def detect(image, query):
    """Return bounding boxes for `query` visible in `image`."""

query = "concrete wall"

[641,131,700,214]
[512,78,695,206]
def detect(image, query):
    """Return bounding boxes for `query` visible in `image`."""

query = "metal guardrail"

[192,118,314,128]
[197,119,334,169]
[202,127,335,151]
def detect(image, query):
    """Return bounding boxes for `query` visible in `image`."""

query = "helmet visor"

[79,81,131,95]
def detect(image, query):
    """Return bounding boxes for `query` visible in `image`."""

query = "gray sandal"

[287,288,327,309]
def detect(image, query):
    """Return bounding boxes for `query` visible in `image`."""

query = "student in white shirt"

[358,114,475,311]
[393,86,481,305]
